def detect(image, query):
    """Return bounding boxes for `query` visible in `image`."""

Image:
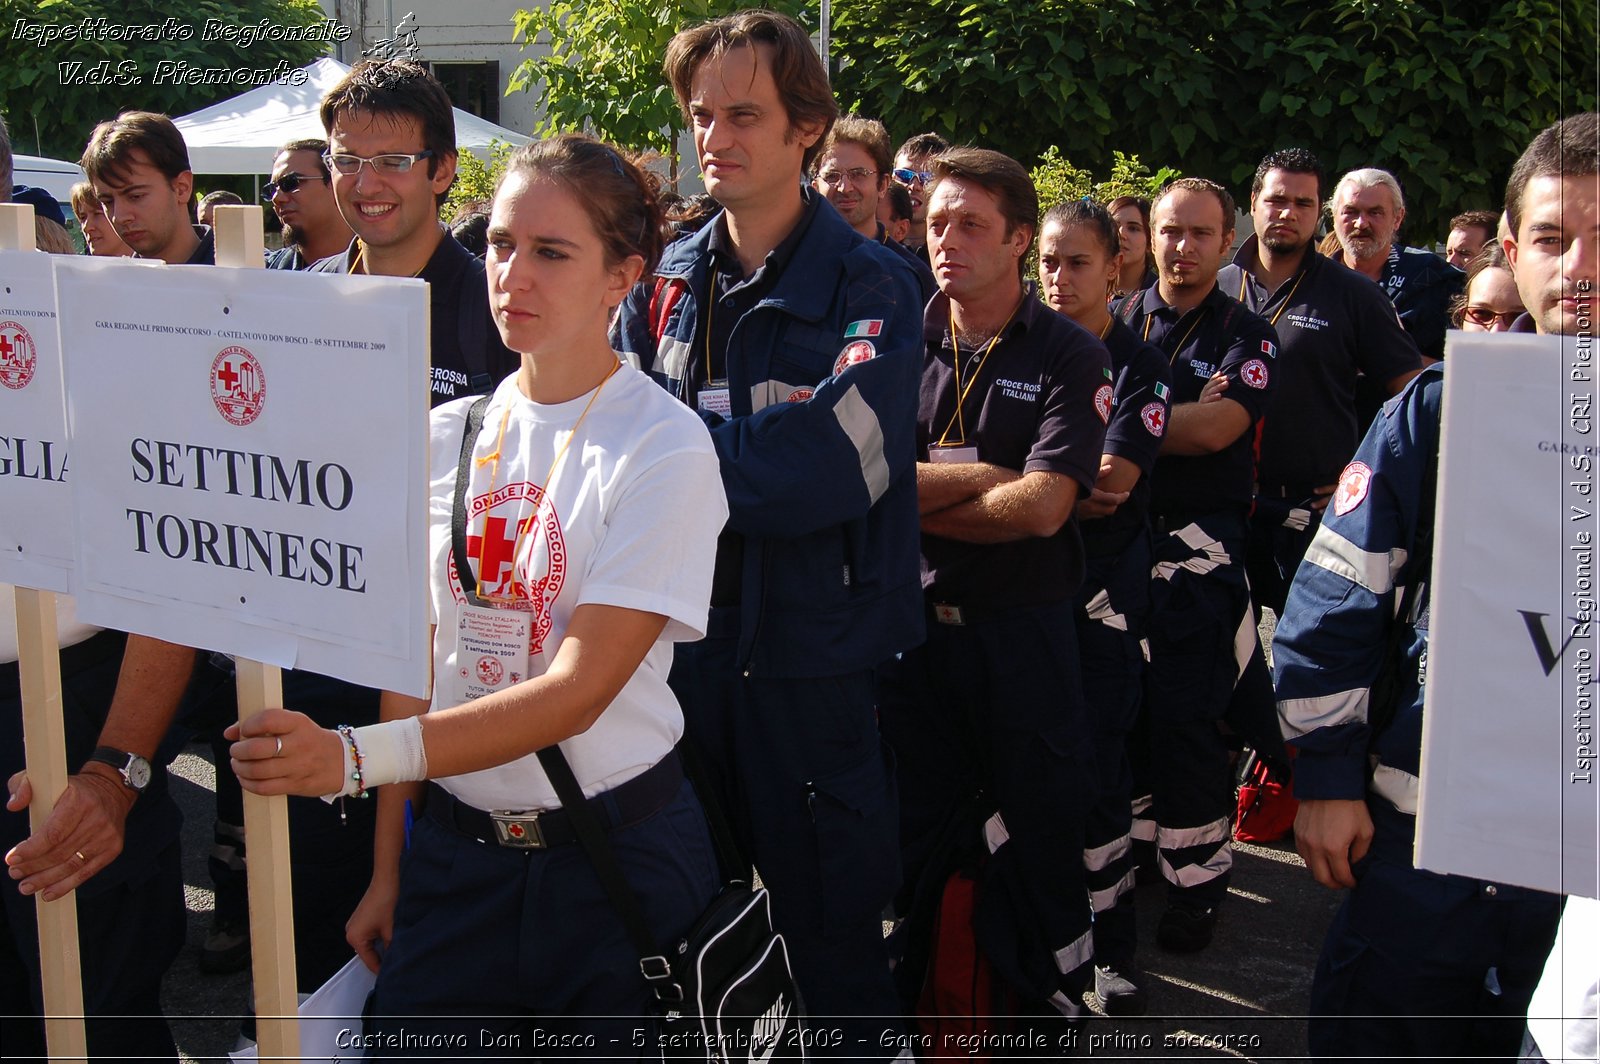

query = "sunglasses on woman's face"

[1462,305,1522,329]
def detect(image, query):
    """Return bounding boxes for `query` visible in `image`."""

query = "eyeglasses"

[261,172,327,199]
[323,150,435,177]
[1463,305,1523,329]
[818,167,878,188]
[892,167,933,187]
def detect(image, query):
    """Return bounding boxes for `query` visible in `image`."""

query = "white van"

[12,154,85,206]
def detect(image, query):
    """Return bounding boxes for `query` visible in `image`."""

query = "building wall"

[321,0,550,136]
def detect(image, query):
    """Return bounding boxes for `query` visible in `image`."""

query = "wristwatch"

[87,746,152,793]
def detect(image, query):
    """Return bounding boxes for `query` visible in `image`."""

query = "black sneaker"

[1093,965,1147,1016]
[199,916,251,974]
[1156,903,1218,953]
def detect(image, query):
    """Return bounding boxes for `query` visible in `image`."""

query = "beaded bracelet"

[335,724,369,824]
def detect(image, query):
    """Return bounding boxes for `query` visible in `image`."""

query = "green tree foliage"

[509,0,811,182]
[1031,148,1176,212]
[832,0,1597,239]
[1,0,330,161]
[442,139,516,222]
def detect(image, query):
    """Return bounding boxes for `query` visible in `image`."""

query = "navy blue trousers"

[1075,539,1151,972]
[1307,802,1562,1062]
[670,634,904,1056]
[366,778,718,1060]
[879,600,1097,1012]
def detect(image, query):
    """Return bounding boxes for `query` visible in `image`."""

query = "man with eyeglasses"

[812,117,935,303]
[1217,149,1421,616]
[264,139,353,270]
[309,59,516,406]
[893,131,949,263]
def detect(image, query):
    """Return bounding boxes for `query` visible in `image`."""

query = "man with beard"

[1217,149,1421,615]
[264,139,352,270]
[1329,167,1463,363]
[1115,178,1278,953]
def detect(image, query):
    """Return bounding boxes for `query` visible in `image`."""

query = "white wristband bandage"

[351,716,428,789]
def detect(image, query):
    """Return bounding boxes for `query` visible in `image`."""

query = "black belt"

[0,629,128,693]
[425,750,683,850]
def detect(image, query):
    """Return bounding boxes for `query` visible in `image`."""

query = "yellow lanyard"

[473,360,622,602]
[937,297,1022,447]
[1144,305,1209,365]
[1239,269,1306,327]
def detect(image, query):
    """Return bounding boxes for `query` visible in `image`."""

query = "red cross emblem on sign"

[210,347,265,425]
[0,321,37,391]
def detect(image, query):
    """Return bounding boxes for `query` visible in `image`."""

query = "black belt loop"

[424,750,683,851]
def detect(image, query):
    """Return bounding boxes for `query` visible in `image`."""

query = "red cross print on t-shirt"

[466,513,535,593]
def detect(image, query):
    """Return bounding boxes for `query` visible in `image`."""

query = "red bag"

[1234,753,1298,843]
[916,869,1016,1056]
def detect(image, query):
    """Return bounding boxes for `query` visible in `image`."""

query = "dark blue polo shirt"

[917,287,1111,609]
[1118,283,1279,520]
[1081,316,1171,556]
[310,229,517,407]
[1220,238,1422,491]
[1338,243,1463,361]
[877,222,937,305]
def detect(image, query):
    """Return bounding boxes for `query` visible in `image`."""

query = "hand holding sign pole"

[213,204,302,1063]
[0,202,89,1064]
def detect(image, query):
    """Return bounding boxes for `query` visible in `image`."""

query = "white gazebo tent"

[172,57,529,176]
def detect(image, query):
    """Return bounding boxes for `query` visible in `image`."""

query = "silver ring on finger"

[274,736,284,758]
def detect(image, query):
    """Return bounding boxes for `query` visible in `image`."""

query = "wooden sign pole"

[2,202,89,1064]
[214,205,301,1062]
[4,204,89,1064]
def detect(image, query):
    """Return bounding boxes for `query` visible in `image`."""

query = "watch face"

[125,756,152,791]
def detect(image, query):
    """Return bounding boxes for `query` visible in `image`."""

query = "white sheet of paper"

[54,258,432,695]
[229,954,377,1063]
[1417,330,1599,899]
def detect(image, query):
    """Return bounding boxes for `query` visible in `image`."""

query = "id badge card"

[698,378,732,417]
[927,444,979,464]
[456,603,532,702]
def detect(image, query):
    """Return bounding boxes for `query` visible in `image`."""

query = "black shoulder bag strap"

[1367,434,1440,740]
[535,746,677,987]
[451,395,493,603]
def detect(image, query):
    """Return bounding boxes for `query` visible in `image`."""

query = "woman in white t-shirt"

[229,134,728,1052]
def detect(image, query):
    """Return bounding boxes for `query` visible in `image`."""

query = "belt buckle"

[490,809,546,849]
[932,603,965,626]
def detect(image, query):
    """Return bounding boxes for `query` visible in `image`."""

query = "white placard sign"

[54,257,432,696]
[1418,330,1599,898]
[0,252,143,592]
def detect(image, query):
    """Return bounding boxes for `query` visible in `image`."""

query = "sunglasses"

[1462,306,1523,329]
[892,167,934,187]
[261,173,327,198]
